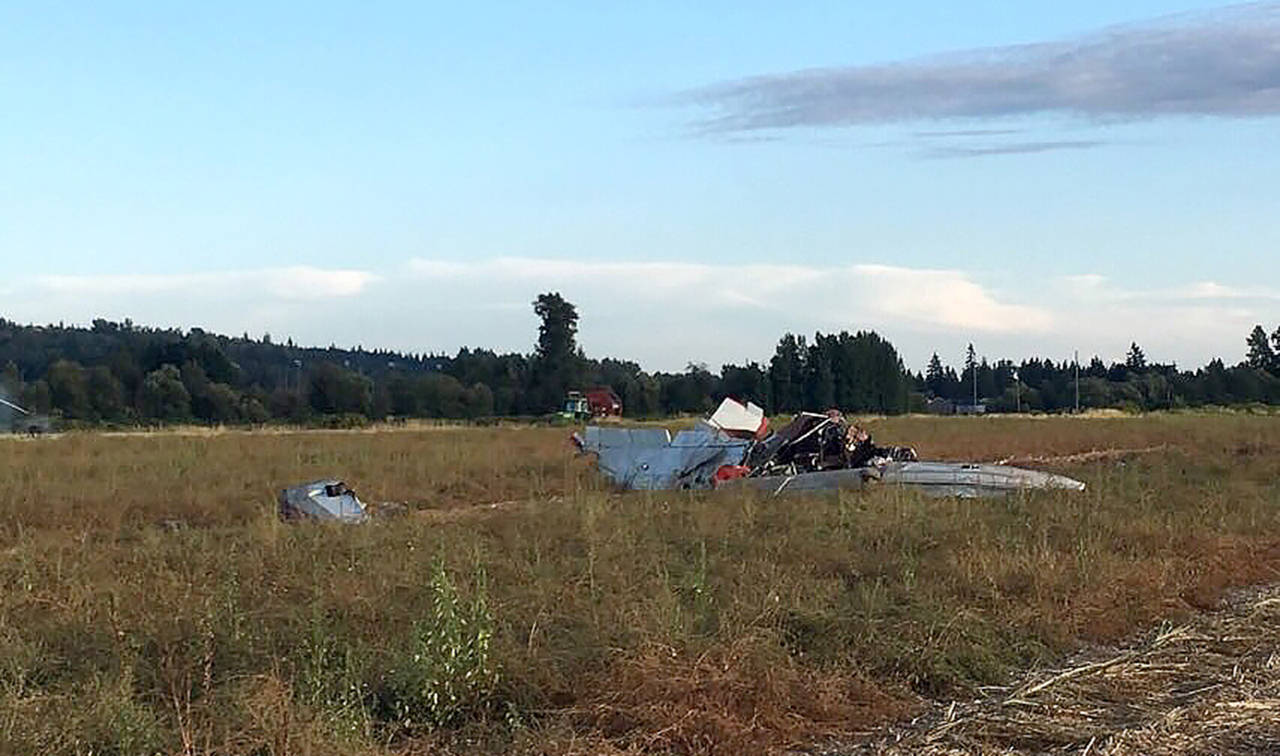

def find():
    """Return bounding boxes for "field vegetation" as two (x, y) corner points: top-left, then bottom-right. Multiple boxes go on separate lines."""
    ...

(1, 413), (1277, 754)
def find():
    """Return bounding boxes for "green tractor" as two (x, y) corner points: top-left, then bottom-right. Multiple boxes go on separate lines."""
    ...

(559, 391), (591, 421)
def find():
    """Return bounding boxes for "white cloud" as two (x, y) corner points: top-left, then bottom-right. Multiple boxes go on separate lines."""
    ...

(405, 256), (1044, 333)
(1183, 281), (1243, 300)
(5, 259), (1276, 371)
(851, 264), (1051, 332)
(266, 267), (379, 299)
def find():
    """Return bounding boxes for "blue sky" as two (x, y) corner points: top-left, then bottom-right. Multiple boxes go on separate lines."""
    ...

(2, 1), (1278, 371)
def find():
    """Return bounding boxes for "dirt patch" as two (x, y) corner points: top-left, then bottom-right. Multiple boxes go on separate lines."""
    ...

(991, 444), (1169, 466)
(837, 583), (1280, 755)
(410, 496), (542, 523)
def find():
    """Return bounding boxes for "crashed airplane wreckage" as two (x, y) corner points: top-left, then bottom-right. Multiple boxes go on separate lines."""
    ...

(278, 479), (370, 523)
(572, 399), (1085, 498)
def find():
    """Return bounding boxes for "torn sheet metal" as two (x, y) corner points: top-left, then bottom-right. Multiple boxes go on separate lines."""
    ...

(278, 479), (369, 523)
(706, 398), (768, 438)
(573, 425), (751, 490)
(745, 410), (917, 474)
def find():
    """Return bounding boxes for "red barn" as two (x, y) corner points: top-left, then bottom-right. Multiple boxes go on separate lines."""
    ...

(584, 387), (623, 417)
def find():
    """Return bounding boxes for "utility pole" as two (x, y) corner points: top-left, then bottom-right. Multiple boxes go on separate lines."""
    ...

(1074, 350), (1080, 414)
(1013, 368), (1021, 413)
(961, 343), (979, 412)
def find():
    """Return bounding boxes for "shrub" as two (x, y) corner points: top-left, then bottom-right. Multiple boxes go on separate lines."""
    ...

(379, 559), (499, 730)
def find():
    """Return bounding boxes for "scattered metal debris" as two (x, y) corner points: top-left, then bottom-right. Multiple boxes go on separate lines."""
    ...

(159, 518), (186, 533)
(278, 479), (369, 523)
(573, 398), (1086, 497)
(374, 500), (410, 518)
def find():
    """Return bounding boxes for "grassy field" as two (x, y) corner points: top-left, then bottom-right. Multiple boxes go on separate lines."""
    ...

(1, 414), (1277, 754)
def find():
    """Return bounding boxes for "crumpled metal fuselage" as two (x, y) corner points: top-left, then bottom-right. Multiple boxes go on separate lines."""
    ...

(573, 404), (1086, 497)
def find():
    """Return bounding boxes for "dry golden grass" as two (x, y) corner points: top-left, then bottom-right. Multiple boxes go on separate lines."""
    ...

(0, 414), (1277, 754)
(848, 582), (1280, 754)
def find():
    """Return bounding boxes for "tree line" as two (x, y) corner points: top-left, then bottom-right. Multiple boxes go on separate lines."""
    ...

(920, 331), (1280, 412)
(1, 300), (1278, 427)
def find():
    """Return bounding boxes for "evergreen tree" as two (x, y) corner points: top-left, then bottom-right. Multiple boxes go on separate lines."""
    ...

(804, 337), (836, 409)
(768, 334), (807, 412)
(721, 362), (771, 412)
(925, 352), (946, 396)
(1125, 342), (1147, 373)
(977, 358), (997, 400)
(1247, 325), (1277, 373)
(529, 292), (583, 412)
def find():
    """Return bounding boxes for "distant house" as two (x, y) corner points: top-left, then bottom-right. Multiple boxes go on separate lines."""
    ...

(924, 397), (986, 415)
(925, 397), (955, 415)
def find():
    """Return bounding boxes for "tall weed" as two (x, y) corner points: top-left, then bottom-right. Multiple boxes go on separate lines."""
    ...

(379, 558), (499, 730)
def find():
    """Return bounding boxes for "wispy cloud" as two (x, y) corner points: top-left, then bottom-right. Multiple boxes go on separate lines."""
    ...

(1064, 274), (1280, 303)
(912, 129), (1024, 138)
(683, 3), (1280, 133)
(920, 139), (1107, 159)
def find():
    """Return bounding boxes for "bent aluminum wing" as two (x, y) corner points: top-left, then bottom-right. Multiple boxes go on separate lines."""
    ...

(718, 462), (1084, 498)
(879, 461), (1086, 497)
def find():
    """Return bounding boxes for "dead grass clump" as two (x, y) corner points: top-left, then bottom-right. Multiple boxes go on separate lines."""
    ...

(576, 639), (910, 755)
(848, 583), (1280, 755)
